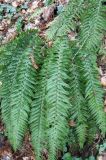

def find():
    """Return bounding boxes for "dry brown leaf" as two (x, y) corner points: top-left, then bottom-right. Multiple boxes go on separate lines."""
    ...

(17, 0), (25, 3)
(97, 156), (103, 160)
(48, 40), (53, 47)
(97, 154), (106, 160)
(99, 67), (103, 76)
(31, 1), (39, 10)
(0, 25), (4, 31)
(42, 5), (55, 22)
(31, 156), (35, 160)
(101, 76), (106, 87)
(58, 0), (69, 5)
(23, 157), (29, 160)
(69, 120), (76, 127)
(104, 106), (106, 112)
(68, 31), (77, 41)
(2, 28), (17, 44)
(0, 20), (8, 32)
(104, 98), (106, 105)
(21, 9), (26, 14)
(29, 54), (39, 69)
(27, 8), (34, 13)
(0, 147), (12, 160)
(12, 1), (19, 7)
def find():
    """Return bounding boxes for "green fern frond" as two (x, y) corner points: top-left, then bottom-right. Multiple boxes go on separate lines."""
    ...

(69, 60), (87, 148)
(30, 52), (52, 160)
(79, 0), (105, 52)
(80, 51), (106, 133)
(46, 0), (84, 39)
(46, 37), (71, 160)
(9, 51), (36, 149)
(1, 30), (44, 150)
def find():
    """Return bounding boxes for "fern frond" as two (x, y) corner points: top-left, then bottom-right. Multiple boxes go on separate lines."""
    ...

(46, 37), (71, 160)
(80, 51), (106, 133)
(30, 53), (52, 160)
(9, 51), (36, 149)
(1, 30), (44, 150)
(46, 0), (84, 39)
(79, 0), (105, 52)
(69, 60), (87, 148)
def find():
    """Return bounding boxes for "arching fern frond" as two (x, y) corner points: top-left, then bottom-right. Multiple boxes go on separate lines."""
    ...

(8, 51), (36, 149)
(30, 52), (52, 160)
(78, 0), (106, 52)
(80, 51), (106, 133)
(73, 0), (106, 133)
(46, 37), (71, 160)
(69, 60), (88, 148)
(0, 30), (44, 150)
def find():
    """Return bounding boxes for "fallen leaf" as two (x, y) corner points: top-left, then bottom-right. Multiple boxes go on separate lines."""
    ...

(29, 54), (39, 69)
(97, 156), (103, 160)
(104, 106), (106, 112)
(58, 0), (69, 5)
(48, 40), (53, 47)
(101, 76), (106, 87)
(27, 8), (34, 13)
(42, 5), (55, 22)
(68, 31), (77, 41)
(17, 0), (25, 3)
(23, 157), (29, 160)
(69, 120), (76, 127)
(12, 1), (19, 8)
(31, 156), (35, 160)
(99, 67), (103, 76)
(0, 26), (4, 31)
(31, 1), (39, 10)
(104, 98), (106, 105)
(21, 9), (26, 14)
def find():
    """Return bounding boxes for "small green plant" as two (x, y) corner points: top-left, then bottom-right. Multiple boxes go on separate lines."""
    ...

(0, 0), (106, 160)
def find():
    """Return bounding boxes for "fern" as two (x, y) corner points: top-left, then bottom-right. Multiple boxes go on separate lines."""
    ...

(46, 37), (71, 160)
(8, 51), (36, 149)
(69, 59), (88, 148)
(0, 0), (106, 159)
(74, 0), (106, 132)
(30, 53), (52, 160)
(69, 0), (106, 143)
(80, 52), (106, 132)
(1, 30), (44, 150)
(79, 0), (105, 51)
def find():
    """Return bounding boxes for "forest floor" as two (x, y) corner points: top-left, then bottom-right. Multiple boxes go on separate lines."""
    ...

(0, 0), (106, 159)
